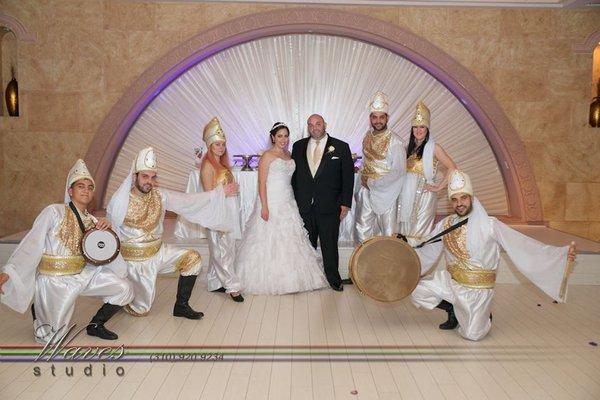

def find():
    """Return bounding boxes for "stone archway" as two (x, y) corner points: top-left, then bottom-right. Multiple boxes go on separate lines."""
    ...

(85, 7), (542, 223)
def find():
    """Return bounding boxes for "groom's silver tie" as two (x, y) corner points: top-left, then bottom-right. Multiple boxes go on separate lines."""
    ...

(310, 138), (322, 176)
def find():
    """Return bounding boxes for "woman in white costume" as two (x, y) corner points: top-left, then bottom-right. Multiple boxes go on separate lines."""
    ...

(200, 117), (245, 302)
(235, 122), (329, 295)
(398, 101), (457, 246)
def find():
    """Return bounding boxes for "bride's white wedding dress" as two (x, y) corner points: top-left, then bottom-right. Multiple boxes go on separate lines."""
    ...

(235, 158), (328, 294)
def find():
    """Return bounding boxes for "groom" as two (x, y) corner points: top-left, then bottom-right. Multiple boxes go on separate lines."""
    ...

(292, 114), (354, 291)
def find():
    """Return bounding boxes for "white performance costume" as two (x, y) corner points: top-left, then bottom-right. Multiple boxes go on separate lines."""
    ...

(107, 147), (236, 316)
(355, 92), (406, 244)
(201, 118), (243, 294)
(398, 102), (438, 246)
(0, 160), (133, 344)
(236, 158), (329, 294)
(411, 171), (573, 341)
(174, 168), (207, 240)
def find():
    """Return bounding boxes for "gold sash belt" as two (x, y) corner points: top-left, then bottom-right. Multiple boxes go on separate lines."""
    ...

(447, 262), (496, 289)
(121, 239), (162, 261)
(37, 254), (86, 276)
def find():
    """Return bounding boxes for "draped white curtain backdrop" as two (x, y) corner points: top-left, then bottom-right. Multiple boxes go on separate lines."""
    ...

(105, 34), (508, 215)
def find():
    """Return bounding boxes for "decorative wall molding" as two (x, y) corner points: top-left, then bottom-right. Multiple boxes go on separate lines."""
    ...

(0, 12), (37, 43)
(572, 30), (600, 54)
(160, 0), (593, 9)
(85, 7), (543, 223)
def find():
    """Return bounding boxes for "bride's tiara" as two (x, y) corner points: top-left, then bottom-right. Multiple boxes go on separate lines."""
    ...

(271, 122), (288, 131)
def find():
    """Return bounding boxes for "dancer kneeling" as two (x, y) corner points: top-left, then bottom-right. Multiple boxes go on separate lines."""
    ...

(106, 147), (239, 320)
(411, 170), (576, 341)
(0, 160), (133, 343)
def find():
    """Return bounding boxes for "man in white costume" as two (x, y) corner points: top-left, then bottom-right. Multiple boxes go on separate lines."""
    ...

(354, 91), (406, 245)
(411, 170), (576, 341)
(0, 160), (134, 343)
(106, 147), (239, 320)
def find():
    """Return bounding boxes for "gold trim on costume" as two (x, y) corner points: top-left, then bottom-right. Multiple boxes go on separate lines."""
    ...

(406, 154), (425, 175)
(215, 169), (234, 186)
(175, 250), (202, 273)
(121, 239), (162, 261)
(124, 304), (150, 317)
(57, 205), (94, 255)
(37, 254), (86, 275)
(361, 130), (391, 180)
(441, 216), (495, 288)
(558, 260), (575, 300)
(447, 262), (496, 289)
(124, 189), (163, 232)
(442, 216), (470, 261)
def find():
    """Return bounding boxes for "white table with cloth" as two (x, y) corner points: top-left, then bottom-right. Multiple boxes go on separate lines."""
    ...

(174, 168), (358, 243)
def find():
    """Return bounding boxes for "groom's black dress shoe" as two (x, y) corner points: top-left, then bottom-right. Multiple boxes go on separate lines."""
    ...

(330, 284), (343, 292)
(211, 287), (226, 293)
(341, 278), (353, 285)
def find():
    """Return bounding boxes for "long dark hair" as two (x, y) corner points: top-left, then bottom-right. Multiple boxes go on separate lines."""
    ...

(406, 127), (430, 159)
(269, 122), (289, 143)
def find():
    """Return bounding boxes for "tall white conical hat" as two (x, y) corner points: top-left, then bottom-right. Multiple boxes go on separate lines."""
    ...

(64, 159), (95, 203)
(368, 91), (389, 114)
(448, 170), (473, 199)
(135, 146), (158, 173)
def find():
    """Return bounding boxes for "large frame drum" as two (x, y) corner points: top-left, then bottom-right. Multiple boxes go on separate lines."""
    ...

(349, 236), (421, 302)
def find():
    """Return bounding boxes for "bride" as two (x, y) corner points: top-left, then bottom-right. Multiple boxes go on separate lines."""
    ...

(235, 122), (329, 294)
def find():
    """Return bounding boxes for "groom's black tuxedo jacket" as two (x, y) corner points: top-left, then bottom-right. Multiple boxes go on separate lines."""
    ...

(291, 135), (355, 215)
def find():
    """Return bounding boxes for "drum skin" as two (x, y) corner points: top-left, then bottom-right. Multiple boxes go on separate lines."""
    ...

(81, 228), (121, 266)
(349, 236), (421, 302)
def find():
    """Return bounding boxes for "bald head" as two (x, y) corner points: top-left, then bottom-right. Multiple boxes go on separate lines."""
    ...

(307, 114), (327, 140)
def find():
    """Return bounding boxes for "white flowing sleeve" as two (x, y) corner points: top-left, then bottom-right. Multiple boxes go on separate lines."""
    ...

(174, 170), (207, 240)
(367, 137), (406, 214)
(161, 187), (241, 239)
(1, 205), (56, 313)
(414, 220), (445, 276)
(492, 218), (571, 302)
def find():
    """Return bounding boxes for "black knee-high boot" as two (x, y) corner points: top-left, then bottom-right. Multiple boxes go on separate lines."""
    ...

(87, 303), (122, 340)
(436, 300), (458, 330)
(173, 275), (204, 320)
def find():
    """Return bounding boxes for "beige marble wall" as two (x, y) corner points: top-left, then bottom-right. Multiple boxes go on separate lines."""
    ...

(0, 1), (599, 241)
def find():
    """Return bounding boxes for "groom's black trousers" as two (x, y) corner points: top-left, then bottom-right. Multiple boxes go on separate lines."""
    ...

(300, 208), (342, 287)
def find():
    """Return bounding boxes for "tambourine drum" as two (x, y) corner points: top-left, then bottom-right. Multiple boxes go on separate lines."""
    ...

(81, 228), (121, 266)
(349, 236), (421, 302)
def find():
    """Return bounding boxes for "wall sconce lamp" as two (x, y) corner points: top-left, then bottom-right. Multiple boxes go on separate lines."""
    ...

(5, 66), (18, 117)
(591, 80), (600, 128)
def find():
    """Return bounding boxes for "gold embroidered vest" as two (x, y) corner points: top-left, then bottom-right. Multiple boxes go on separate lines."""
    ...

(39, 205), (94, 275)
(442, 217), (496, 289)
(361, 130), (391, 180)
(124, 189), (163, 233)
